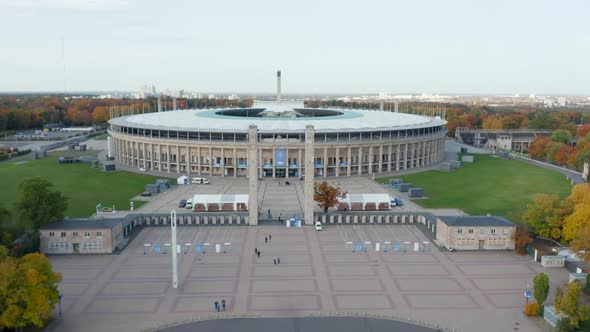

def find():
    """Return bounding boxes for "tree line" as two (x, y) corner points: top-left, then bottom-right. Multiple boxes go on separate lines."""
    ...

(0, 95), (254, 132)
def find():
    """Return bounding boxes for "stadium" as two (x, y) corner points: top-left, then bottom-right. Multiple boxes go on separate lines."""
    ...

(107, 73), (447, 178)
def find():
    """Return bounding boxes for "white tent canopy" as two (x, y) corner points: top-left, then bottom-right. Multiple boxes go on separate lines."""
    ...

(338, 193), (390, 210)
(191, 194), (249, 211)
(177, 175), (189, 185)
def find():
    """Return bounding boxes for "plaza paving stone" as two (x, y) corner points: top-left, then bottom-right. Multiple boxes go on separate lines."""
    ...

(48, 225), (568, 332)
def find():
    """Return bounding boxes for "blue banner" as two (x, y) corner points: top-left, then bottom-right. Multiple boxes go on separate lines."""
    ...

(275, 149), (286, 167)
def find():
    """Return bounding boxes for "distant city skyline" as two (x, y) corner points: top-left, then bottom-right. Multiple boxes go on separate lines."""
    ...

(1, 0), (589, 94)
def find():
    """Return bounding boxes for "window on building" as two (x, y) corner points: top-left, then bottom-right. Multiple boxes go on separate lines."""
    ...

(49, 232), (55, 237)
(468, 229), (473, 234)
(96, 231), (102, 237)
(491, 229), (496, 235)
(61, 232), (66, 237)
(457, 229), (463, 234)
(84, 232), (90, 238)
(503, 229), (509, 235)
(73, 232), (78, 237)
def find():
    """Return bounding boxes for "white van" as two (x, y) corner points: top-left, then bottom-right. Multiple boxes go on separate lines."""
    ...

(185, 199), (193, 209)
(191, 177), (210, 184)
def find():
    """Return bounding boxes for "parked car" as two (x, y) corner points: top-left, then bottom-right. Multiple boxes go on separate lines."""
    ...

(185, 199), (193, 209)
(178, 199), (187, 208)
(139, 167), (147, 172)
(390, 197), (403, 207)
(314, 221), (323, 231)
(191, 177), (210, 184)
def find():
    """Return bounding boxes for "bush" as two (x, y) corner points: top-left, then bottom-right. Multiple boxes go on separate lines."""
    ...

(525, 302), (542, 316)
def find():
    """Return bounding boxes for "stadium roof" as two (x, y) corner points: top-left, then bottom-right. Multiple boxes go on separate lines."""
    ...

(110, 107), (446, 133)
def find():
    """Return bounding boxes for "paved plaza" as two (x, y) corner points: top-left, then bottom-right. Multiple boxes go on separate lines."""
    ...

(134, 175), (426, 218)
(48, 224), (567, 332)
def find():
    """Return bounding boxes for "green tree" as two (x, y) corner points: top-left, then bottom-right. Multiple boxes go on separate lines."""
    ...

(555, 281), (590, 330)
(0, 246), (63, 330)
(0, 205), (13, 246)
(522, 194), (572, 241)
(313, 181), (347, 213)
(533, 273), (550, 304)
(552, 129), (573, 145)
(14, 177), (68, 230)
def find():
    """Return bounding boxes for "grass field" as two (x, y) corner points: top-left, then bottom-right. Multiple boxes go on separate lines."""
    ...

(0, 155), (159, 218)
(376, 154), (573, 223)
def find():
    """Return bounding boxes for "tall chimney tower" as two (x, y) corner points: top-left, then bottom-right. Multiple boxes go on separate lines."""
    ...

(277, 70), (282, 102)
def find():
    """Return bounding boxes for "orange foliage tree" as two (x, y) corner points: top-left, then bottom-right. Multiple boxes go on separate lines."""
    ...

(528, 136), (551, 159)
(313, 181), (347, 213)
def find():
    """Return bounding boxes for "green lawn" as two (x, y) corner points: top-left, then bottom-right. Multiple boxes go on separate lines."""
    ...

(376, 155), (573, 223)
(0, 155), (159, 218)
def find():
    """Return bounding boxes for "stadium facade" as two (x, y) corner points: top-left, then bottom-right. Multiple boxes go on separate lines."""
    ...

(108, 73), (447, 178)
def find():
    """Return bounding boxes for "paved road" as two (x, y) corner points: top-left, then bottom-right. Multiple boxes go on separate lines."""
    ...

(157, 317), (440, 332)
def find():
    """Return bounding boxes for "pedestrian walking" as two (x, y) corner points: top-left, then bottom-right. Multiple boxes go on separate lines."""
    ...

(269, 234), (272, 241)
(273, 257), (277, 265)
(222, 299), (226, 311)
(255, 248), (258, 254)
(265, 237), (267, 244)
(278, 257), (281, 264)
(215, 301), (219, 312)
(257, 251), (261, 258)
(268, 209), (270, 214)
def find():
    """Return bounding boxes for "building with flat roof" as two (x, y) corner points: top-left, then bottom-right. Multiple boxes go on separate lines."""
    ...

(39, 219), (124, 254)
(436, 216), (516, 250)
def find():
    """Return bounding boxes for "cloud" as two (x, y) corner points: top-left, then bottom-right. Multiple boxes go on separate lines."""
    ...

(4, 0), (128, 11)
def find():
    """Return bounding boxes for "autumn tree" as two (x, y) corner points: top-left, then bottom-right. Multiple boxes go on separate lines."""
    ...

(513, 226), (533, 255)
(15, 178), (68, 231)
(313, 181), (346, 213)
(0, 246), (63, 330)
(555, 281), (590, 331)
(577, 124), (590, 138)
(528, 136), (551, 160)
(562, 184), (590, 242)
(533, 273), (550, 305)
(555, 145), (576, 166)
(522, 194), (572, 241)
(570, 226), (590, 267)
(552, 129), (573, 145)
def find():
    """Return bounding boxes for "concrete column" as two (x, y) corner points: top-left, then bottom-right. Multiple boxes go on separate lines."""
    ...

(368, 145), (373, 174)
(176, 145), (180, 173)
(142, 142), (146, 168)
(347, 146), (352, 176)
(298, 149), (302, 178)
(378, 145), (383, 173)
(388, 144), (393, 172)
(286, 148), (290, 179)
(187, 145), (191, 174)
(158, 144), (162, 172)
(259, 148), (263, 178)
(304, 125), (315, 225)
(403, 143), (408, 170)
(233, 148), (237, 177)
(335, 148), (340, 177)
(248, 125), (259, 225)
(150, 143), (154, 171)
(422, 140), (427, 166)
(197, 146), (202, 175)
(167, 144), (171, 172)
(272, 149), (276, 178)
(323, 147), (328, 177)
(208, 146), (212, 176)
(221, 148), (225, 177)
(396, 144), (401, 171)
(358, 146), (363, 175)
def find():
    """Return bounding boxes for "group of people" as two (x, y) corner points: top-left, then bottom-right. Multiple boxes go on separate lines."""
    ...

(255, 234), (282, 265)
(214, 299), (226, 312)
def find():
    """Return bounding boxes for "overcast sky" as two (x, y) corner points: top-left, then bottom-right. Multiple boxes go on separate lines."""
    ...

(1, 0), (589, 95)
